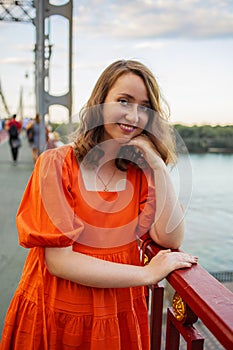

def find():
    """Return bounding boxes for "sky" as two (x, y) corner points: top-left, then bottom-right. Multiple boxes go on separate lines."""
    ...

(0, 0), (233, 126)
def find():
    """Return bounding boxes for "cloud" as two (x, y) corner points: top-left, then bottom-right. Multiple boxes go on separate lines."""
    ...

(76, 62), (107, 69)
(0, 57), (33, 66)
(13, 44), (34, 52)
(74, 0), (233, 39)
(132, 41), (166, 50)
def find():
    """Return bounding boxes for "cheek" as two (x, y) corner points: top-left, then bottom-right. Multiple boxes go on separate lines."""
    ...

(138, 114), (149, 130)
(103, 123), (112, 135)
(103, 103), (120, 125)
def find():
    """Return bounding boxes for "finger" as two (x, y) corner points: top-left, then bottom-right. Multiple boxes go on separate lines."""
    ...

(173, 253), (198, 267)
(183, 262), (193, 268)
(161, 249), (171, 254)
(187, 254), (198, 263)
(181, 253), (198, 261)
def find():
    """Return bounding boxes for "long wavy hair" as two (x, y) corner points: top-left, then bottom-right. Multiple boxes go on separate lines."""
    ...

(73, 60), (177, 169)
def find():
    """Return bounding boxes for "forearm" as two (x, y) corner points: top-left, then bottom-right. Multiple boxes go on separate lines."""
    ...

(45, 247), (148, 288)
(150, 166), (184, 249)
(45, 246), (198, 288)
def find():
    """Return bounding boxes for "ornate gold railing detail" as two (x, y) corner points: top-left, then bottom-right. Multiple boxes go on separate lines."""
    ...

(172, 292), (186, 322)
(144, 253), (149, 265)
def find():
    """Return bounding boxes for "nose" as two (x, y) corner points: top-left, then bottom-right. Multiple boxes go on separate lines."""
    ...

(125, 104), (139, 124)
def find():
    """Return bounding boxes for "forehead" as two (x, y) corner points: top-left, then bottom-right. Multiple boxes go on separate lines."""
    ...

(109, 73), (148, 97)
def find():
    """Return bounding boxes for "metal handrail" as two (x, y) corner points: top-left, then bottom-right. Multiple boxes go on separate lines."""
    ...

(144, 240), (233, 349)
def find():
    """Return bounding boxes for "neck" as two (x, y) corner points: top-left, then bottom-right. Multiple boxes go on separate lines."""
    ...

(98, 139), (121, 167)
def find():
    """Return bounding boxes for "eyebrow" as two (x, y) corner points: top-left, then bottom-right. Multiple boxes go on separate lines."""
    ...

(117, 93), (150, 106)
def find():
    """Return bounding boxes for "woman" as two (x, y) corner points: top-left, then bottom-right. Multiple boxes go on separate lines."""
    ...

(0, 60), (197, 350)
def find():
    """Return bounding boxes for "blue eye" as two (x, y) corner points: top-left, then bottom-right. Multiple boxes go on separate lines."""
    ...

(119, 99), (129, 106)
(138, 105), (149, 113)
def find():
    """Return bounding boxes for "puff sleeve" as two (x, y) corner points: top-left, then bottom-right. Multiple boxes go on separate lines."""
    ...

(16, 146), (84, 248)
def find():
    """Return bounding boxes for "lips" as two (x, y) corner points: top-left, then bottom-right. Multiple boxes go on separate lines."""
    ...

(118, 123), (136, 133)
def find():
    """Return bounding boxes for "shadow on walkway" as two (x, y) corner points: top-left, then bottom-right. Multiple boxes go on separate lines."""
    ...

(0, 134), (34, 336)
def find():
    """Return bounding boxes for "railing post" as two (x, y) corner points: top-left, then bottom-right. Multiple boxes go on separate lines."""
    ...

(149, 284), (164, 350)
(165, 307), (204, 350)
(165, 308), (180, 350)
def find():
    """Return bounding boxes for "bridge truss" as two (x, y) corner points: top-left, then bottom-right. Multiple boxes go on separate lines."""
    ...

(0, 0), (73, 150)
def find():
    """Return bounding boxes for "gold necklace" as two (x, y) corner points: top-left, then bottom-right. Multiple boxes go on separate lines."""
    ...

(96, 168), (117, 192)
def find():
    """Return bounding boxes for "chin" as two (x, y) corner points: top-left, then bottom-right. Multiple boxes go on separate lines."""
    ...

(114, 136), (132, 145)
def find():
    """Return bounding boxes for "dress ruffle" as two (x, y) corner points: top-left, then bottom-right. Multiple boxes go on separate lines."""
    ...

(1, 243), (149, 350)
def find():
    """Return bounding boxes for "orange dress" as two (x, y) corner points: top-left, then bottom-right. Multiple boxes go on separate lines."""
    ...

(0, 145), (155, 350)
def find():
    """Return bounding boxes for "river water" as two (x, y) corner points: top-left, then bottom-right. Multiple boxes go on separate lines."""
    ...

(170, 153), (233, 272)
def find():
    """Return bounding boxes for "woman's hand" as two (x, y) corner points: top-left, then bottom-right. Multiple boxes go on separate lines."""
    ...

(143, 250), (198, 285)
(128, 133), (165, 170)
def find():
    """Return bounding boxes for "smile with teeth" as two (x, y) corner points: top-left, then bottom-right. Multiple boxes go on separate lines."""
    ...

(118, 123), (136, 133)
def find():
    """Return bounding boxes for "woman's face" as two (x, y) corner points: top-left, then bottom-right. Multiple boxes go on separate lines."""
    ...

(102, 73), (151, 144)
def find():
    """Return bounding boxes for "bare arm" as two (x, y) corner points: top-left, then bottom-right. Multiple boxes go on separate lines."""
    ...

(149, 165), (184, 249)
(45, 246), (197, 288)
(129, 135), (184, 249)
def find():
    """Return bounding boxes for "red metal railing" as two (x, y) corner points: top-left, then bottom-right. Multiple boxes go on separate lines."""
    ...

(141, 239), (233, 350)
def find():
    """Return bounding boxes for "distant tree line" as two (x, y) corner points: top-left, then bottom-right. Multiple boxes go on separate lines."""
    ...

(50, 122), (233, 154)
(173, 124), (233, 153)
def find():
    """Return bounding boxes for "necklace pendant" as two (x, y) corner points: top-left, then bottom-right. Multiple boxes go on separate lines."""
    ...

(96, 167), (117, 193)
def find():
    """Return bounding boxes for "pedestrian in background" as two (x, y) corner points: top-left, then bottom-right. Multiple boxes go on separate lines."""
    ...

(7, 114), (22, 165)
(26, 113), (41, 163)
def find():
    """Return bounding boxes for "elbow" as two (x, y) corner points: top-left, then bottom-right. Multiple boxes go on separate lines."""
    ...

(149, 221), (184, 250)
(44, 248), (59, 276)
(45, 261), (57, 277)
(44, 246), (72, 277)
(169, 221), (185, 249)
(167, 239), (183, 250)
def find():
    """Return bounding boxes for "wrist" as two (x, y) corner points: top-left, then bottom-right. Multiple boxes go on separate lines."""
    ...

(151, 160), (167, 172)
(140, 265), (157, 286)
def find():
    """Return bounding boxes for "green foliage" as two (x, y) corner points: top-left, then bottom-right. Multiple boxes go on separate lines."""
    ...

(49, 122), (233, 153)
(49, 122), (79, 143)
(174, 124), (233, 153)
